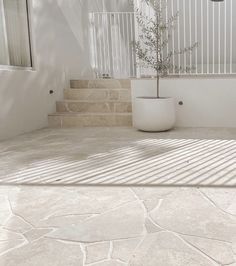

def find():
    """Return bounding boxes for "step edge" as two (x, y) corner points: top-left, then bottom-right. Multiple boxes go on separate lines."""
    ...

(49, 112), (132, 116)
(65, 88), (131, 90)
(57, 100), (132, 103)
(68, 87), (131, 90)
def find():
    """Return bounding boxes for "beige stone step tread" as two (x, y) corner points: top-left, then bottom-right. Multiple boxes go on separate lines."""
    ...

(64, 87), (131, 91)
(49, 112), (132, 116)
(71, 78), (130, 80)
(65, 88), (130, 90)
(57, 100), (131, 103)
(70, 79), (131, 89)
(48, 112), (132, 127)
(64, 88), (131, 102)
(70, 79), (130, 83)
(56, 101), (132, 113)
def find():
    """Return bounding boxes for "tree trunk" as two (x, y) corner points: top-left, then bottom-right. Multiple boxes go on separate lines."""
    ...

(155, 2), (160, 99)
(156, 76), (160, 98)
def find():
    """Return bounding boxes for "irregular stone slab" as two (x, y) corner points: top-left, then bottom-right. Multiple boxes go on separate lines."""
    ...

(183, 235), (235, 265)
(132, 187), (177, 201)
(112, 238), (141, 262)
(0, 238), (83, 266)
(8, 187), (135, 227)
(85, 242), (110, 264)
(48, 201), (145, 243)
(130, 232), (216, 266)
(143, 197), (162, 212)
(89, 260), (124, 266)
(200, 188), (236, 215)
(151, 189), (236, 242)
(39, 214), (91, 228)
(232, 241), (236, 254)
(0, 239), (25, 255)
(23, 228), (53, 242)
(4, 215), (32, 234)
(145, 218), (162, 234)
(0, 228), (23, 241)
(0, 195), (11, 225)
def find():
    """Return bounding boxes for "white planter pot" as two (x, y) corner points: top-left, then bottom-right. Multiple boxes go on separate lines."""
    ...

(133, 97), (176, 132)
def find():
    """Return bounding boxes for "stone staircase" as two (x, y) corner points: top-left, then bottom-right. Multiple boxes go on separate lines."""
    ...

(48, 79), (133, 128)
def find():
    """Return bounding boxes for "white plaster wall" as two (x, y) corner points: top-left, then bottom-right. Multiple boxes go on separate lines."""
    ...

(132, 78), (236, 128)
(0, 0), (83, 140)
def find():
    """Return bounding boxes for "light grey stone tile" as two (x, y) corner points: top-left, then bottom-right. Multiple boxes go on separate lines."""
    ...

(89, 260), (124, 266)
(0, 195), (11, 225)
(48, 201), (145, 243)
(112, 238), (141, 262)
(143, 197), (162, 212)
(4, 215), (32, 234)
(0, 239), (25, 256)
(0, 238), (83, 266)
(132, 187), (177, 201)
(40, 214), (91, 228)
(23, 228), (53, 242)
(150, 189), (236, 242)
(200, 188), (236, 215)
(145, 218), (162, 234)
(233, 241), (236, 254)
(8, 187), (135, 228)
(183, 235), (235, 265)
(0, 228), (23, 241)
(129, 232), (216, 266)
(85, 242), (110, 264)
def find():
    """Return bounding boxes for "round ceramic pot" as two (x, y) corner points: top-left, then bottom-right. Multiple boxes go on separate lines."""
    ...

(133, 97), (176, 132)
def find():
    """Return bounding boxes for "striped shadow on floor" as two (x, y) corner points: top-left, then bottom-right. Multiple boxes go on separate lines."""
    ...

(1, 138), (236, 187)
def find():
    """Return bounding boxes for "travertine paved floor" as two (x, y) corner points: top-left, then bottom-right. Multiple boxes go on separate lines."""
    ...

(0, 127), (236, 265)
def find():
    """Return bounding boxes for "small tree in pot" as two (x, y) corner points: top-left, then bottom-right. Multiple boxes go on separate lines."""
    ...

(132, 0), (198, 131)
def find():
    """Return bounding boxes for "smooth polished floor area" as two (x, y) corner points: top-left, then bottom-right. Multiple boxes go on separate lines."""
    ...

(0, 127), (236, 265)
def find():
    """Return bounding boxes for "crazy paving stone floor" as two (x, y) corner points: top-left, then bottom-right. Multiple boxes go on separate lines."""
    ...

(0, 127), (236, 265)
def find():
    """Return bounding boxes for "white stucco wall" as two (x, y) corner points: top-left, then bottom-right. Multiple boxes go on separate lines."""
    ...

(132, 78), (236, 128)
(0, 0), (83, 140)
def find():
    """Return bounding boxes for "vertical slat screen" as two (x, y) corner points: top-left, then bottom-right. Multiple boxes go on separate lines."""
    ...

(90, 12), (136, 79)
(90, 0), (236, 78)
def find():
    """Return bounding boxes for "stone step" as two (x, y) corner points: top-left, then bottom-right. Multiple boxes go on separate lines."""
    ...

(70, 79), (131, 89)
(56, 101), (132, 113)
(48, 113), (132, 128)
(64, 88), (131, 102)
